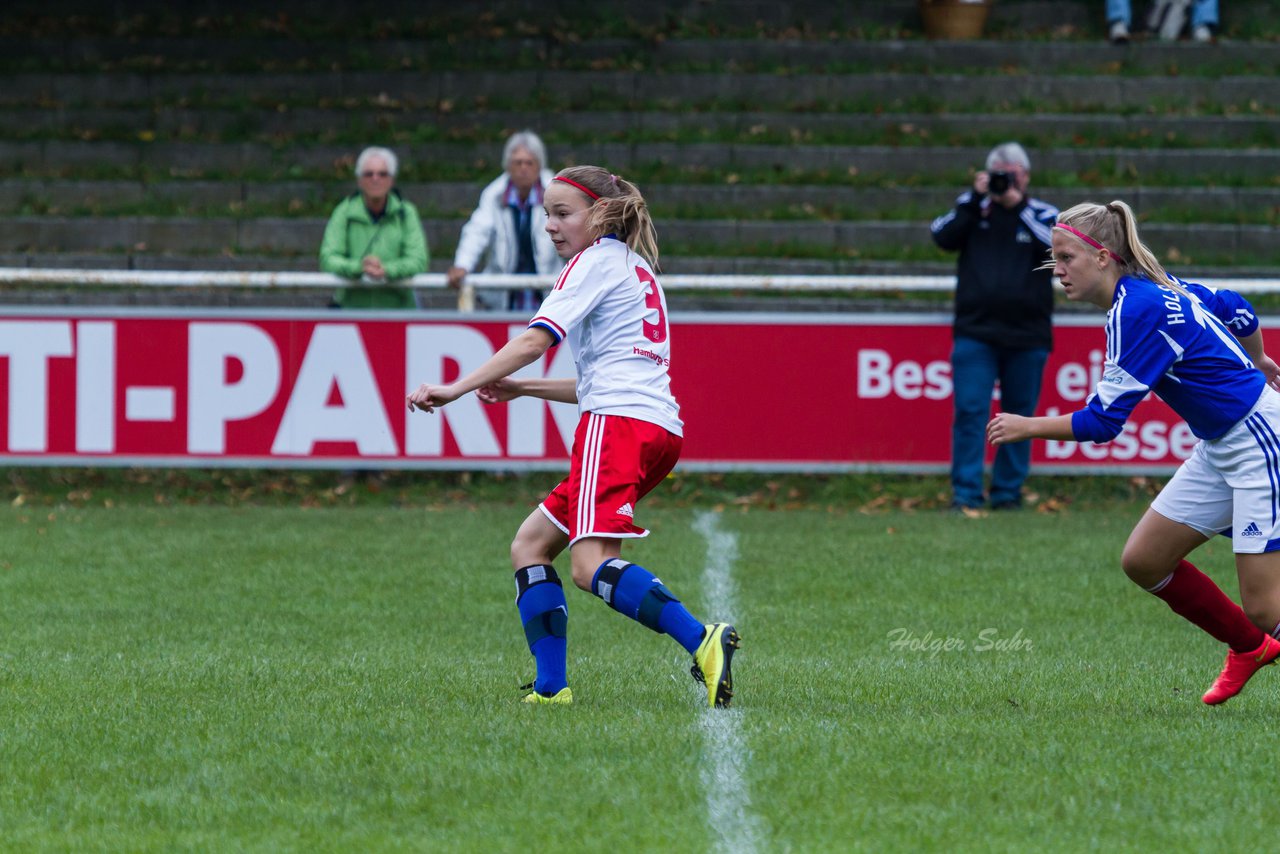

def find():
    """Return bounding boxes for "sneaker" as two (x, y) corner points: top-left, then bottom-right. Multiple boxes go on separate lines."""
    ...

(1192, 24), (1213, 43)
(1202, 635), (1280, 705)
(691, 623), (740, 708)
(1109, 20), (1130, 44)
(520, 683), (573, 705)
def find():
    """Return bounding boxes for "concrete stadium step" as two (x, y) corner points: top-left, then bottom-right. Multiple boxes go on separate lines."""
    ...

(0, 0), (1088, 40)
(5, 107), (1279, 152)
(0, 251), (316, 272)
(5, 0), (1277, 39)
(6, 140), (1280, 185)
(6, 69), (1278, 113)
(5, 179), (1279, 226)
(653, 39), (1280, 72)
(3, 215), (1276, 267)
(5, 34), (1280, 75)
(0, 251), (948, 278)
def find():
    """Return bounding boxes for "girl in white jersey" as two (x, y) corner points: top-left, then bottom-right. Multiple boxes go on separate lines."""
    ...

(407, 166), (739, 708)
(988, 200), (1280, 706)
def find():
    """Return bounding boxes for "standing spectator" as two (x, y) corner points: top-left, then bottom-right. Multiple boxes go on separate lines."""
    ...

(320, 146), (428, 309)
(1106, 0), (1219, 44)
(447, 130), (563, 311)
(930, 142), (1059, 512)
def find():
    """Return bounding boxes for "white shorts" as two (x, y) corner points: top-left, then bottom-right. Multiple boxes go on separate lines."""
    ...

(1151, 390), (1280, 554)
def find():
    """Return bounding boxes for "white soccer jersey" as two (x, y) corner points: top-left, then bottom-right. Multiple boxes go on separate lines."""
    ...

(528, 236), (683, 436)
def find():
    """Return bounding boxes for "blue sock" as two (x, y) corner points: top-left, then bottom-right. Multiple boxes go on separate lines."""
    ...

(591, 558), (706, 655)
(515, 564), (568, 695)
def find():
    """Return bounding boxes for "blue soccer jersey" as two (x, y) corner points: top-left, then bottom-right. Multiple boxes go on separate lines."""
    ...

(1072, 275), (1264, 443)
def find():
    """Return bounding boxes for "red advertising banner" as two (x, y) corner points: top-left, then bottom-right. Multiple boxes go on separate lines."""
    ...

(0, 308), (1228, 472)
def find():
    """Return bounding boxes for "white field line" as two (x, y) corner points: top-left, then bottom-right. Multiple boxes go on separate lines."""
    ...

(693, 511), (765, 853)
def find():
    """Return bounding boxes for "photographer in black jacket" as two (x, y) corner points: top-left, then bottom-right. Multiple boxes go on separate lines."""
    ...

(930, 142), (1059, 512)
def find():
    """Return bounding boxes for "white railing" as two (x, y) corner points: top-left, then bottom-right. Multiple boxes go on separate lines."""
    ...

(0, 269), (953, 291)
(4, 269), (1280, 307)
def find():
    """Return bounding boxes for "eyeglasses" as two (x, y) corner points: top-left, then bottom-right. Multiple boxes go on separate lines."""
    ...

(360, 170), (390, 178)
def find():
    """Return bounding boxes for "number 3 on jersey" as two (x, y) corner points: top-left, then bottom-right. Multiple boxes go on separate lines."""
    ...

(637, 266), (668, 343)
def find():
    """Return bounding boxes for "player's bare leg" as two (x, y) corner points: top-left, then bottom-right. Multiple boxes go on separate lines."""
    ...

(1120, 507), (1206, 588)
(511, 509), (568, 571)
(1124, 508), (1277, 704)
(568, 537), (619, 591)
(1234, 552), (1280, 632)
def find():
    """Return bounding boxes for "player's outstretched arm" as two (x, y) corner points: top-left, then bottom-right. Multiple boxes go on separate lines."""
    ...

(408, 328), (555, 413)
(476, 377), (578, 405)
(987, 412), (1076, 445)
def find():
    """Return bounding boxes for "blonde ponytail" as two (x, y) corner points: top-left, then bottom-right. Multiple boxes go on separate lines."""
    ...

(1056, 200), (1175, 288)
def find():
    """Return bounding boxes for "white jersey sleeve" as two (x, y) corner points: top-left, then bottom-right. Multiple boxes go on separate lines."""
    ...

(528, 245), (613, 345)
(528, 238), (682, 436)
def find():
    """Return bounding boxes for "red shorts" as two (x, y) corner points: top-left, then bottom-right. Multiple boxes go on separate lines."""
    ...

(539, 413), (682, 545)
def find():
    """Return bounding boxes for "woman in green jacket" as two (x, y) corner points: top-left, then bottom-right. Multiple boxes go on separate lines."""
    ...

(320, 146), (429, 309)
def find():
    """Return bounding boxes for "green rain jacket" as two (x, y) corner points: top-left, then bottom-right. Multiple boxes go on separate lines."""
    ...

(319, 190), (429, 308)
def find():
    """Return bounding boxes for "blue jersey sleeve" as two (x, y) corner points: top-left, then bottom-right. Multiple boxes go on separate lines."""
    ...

(1070, 291), (1172, 443)
(1181, 279), (1259, 338)
(1071, 277), (1265, 443)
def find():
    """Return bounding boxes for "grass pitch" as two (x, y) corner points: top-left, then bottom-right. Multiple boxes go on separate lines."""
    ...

(1, 480), (1275, 851)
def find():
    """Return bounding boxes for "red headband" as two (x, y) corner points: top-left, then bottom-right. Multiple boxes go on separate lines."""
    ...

(1054, 223), (1105, 251)
(553, 176), (600, 200)
(1055, 223), (1126, 265)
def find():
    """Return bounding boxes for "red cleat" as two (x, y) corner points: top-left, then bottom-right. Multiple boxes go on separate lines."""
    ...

(1202, 635), (1280, 705)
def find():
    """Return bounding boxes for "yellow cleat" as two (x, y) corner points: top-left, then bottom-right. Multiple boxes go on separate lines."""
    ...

(520, 685), (573, 705)
(691, 623), (740, 708)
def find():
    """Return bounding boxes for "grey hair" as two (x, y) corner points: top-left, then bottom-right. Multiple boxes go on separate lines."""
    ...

(354, 146), (398, 178)
(986, 141), (1031, 172)
(503, 130), (548, 171)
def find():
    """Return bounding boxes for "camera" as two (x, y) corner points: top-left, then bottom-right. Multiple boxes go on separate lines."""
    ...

(988, 170), (1013, 195)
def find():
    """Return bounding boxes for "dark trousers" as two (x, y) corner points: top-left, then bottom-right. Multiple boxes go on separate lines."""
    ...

(950, 335), (1049, 507)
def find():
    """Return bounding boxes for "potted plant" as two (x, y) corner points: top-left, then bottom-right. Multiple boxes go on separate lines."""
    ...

(920, 0), (993, 40)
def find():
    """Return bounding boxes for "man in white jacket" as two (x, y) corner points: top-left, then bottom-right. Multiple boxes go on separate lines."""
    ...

(447, 130), (563, 311)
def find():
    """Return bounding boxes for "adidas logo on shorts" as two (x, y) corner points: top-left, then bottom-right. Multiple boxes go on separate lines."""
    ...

(1241, 522), (1264, 538)
(616, 502), (634, 518)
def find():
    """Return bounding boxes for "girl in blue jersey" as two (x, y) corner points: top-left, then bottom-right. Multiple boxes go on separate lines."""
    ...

(987, 200), (1280, 706)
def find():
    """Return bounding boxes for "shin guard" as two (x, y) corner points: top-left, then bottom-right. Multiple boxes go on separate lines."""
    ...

(591, 558), (706, 653)
(515, 564), (568, 694)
